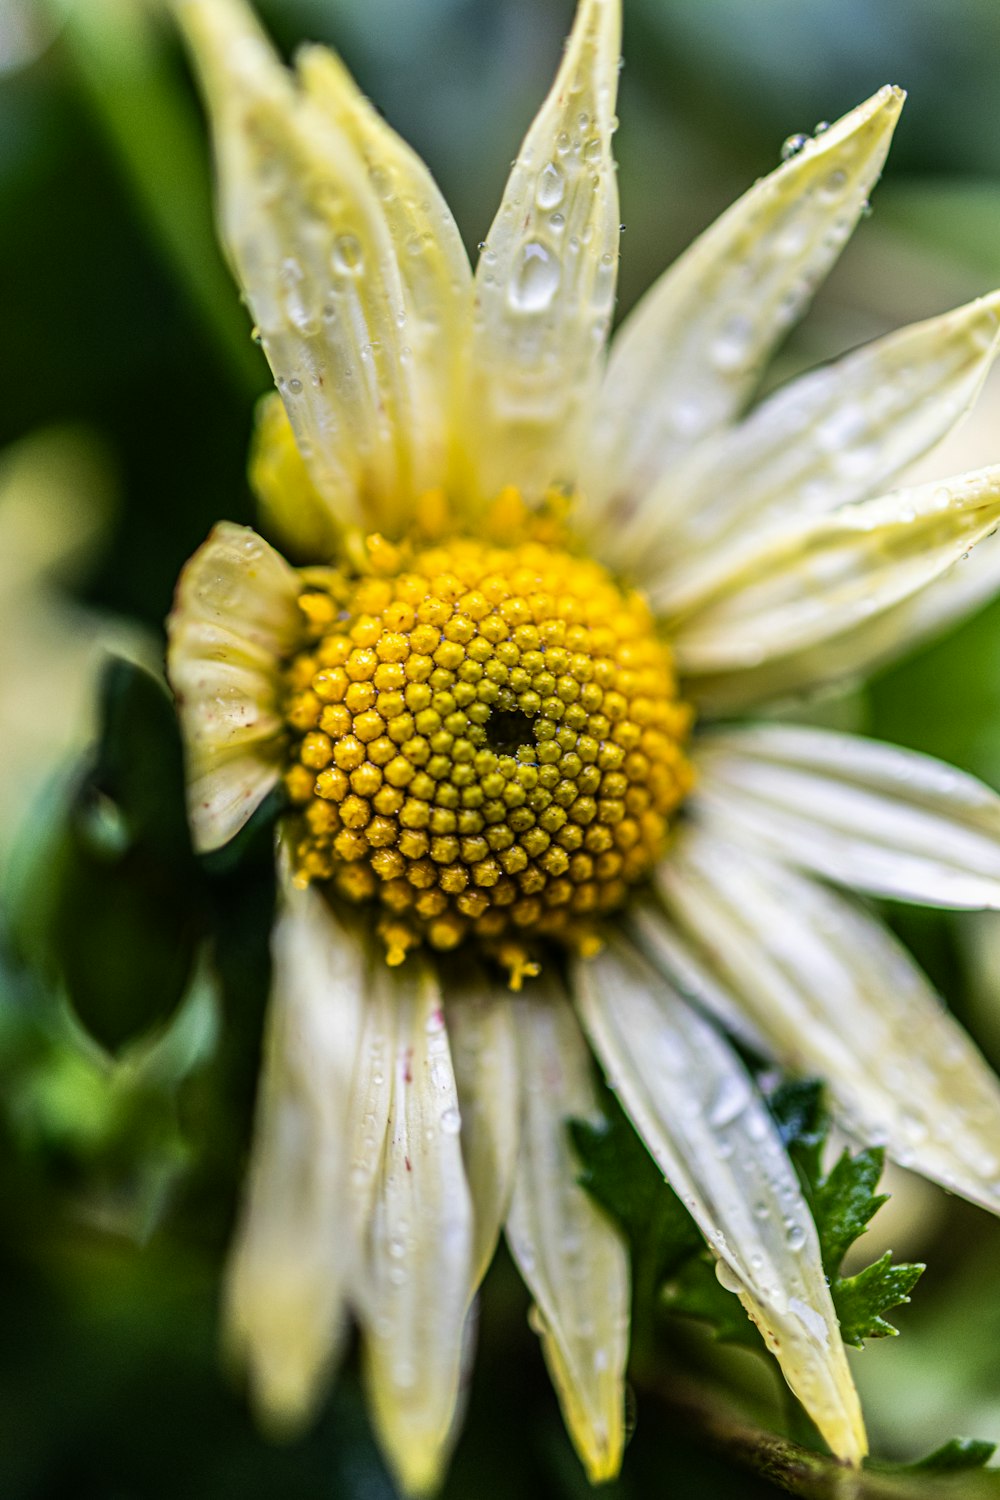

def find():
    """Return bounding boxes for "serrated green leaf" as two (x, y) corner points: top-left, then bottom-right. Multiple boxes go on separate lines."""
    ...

(811, 1144), (888, 1275)
(835, 1251), (924, 1348)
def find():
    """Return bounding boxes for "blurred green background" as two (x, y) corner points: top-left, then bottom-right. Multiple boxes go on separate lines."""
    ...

(3, 0), (1000, 1496)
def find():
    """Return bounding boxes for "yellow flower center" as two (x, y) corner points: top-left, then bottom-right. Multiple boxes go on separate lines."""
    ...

(281, 524), (694, 985)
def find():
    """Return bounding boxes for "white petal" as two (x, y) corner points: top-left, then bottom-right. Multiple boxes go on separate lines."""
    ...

(298, 44), (473, 504)
(466, 0), (622, 504)
(504, 975), (629, 1484)
(223, 879), (366, 1429)
(351, 957), (474, 1497)
(694, 722), (1000, 908)
(586, 86), (904, 549)
(626, 891), (771, 1055)
(178, 0), (460, 536)
(445, 968), (520, 1296)
(573, 935), (866, 1466)
(780, 525), (1000, 697)
(667, 466), (1000, 712)
(632, 291), (1000, 587)
(656, 826), (1000, 1217)
(166, 521), (301, 850)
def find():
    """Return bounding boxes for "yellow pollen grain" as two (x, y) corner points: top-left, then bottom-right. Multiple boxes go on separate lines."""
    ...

(281, 526), (695, 981)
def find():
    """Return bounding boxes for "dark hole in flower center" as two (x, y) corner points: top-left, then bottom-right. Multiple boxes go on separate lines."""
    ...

(485, 707), (536, 756)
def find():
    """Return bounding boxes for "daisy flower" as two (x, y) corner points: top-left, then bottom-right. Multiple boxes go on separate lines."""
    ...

(167, 0), (1000, 1490)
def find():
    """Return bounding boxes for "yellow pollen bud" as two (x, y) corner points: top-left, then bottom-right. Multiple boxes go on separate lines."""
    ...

(280, 526), (695, 978)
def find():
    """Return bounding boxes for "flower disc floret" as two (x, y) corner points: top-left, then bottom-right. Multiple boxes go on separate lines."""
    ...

(281, 534), (694, 979)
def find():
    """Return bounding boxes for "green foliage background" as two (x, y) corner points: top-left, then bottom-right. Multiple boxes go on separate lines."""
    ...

(3, 1), (1000, 1495)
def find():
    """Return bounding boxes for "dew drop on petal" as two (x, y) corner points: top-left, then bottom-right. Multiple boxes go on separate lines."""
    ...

(509, 242), (561, 313)
(331, 234), (364, 274)
(536, 161), (565, 210)
(715, 1258), (744, 1294)
(780, 132), (809, 162)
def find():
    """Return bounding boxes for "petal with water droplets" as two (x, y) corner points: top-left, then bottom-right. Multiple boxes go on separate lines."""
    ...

(166, 520), (301, 851)
(504, 974), (629, 1484)
(666, 466), (1000, 713)
(351, 958), (474, 1498)
(633, 290), (1000, 588)
(585, 86), (903, 553)
(573, 934), (866, 1467)
(655, 825), (1000, 1218)
(693, 722), (1000, 909)
(224, 878), (366, 1430)
(298, 44), (473, 506)
(445, 967), (520, 1298)
(466, 0), (622, 505)
(178, 0), (454, 537)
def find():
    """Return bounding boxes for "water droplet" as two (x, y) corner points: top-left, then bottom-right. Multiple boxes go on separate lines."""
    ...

(710, 312), (756, 373)
(781, 133), (809, 162)
(582, 135), (602, 162)
(785, 1222), (807, 1252)
(287, 377), (303, 395)
(813, 120), (831, 135)
(440, 1105), (462, 1134)
(708, 1074), (750, 1129)
(508, 241), (560, 313)
(715, 1259), (743, 1294)
(331, 234), (363, 274)
(536, 161), (565, 210)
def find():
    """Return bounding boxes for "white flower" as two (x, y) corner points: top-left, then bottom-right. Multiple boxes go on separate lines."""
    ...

(167, 0), (1000, 1491)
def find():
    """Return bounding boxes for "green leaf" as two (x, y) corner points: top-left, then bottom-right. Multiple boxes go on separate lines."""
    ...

(20, 658), (210, 1052)
(905, 1438), (998, 1473)
(835, 1252), (924, 1349)
(811, 1145), (888, 1277)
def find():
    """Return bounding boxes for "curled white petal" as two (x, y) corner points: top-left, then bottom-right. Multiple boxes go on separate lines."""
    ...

(668, 466), (1000, 712)
(178, 0), (464, 536)
(166, 520), (300, 851)
(445, 966), (520, 1298)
